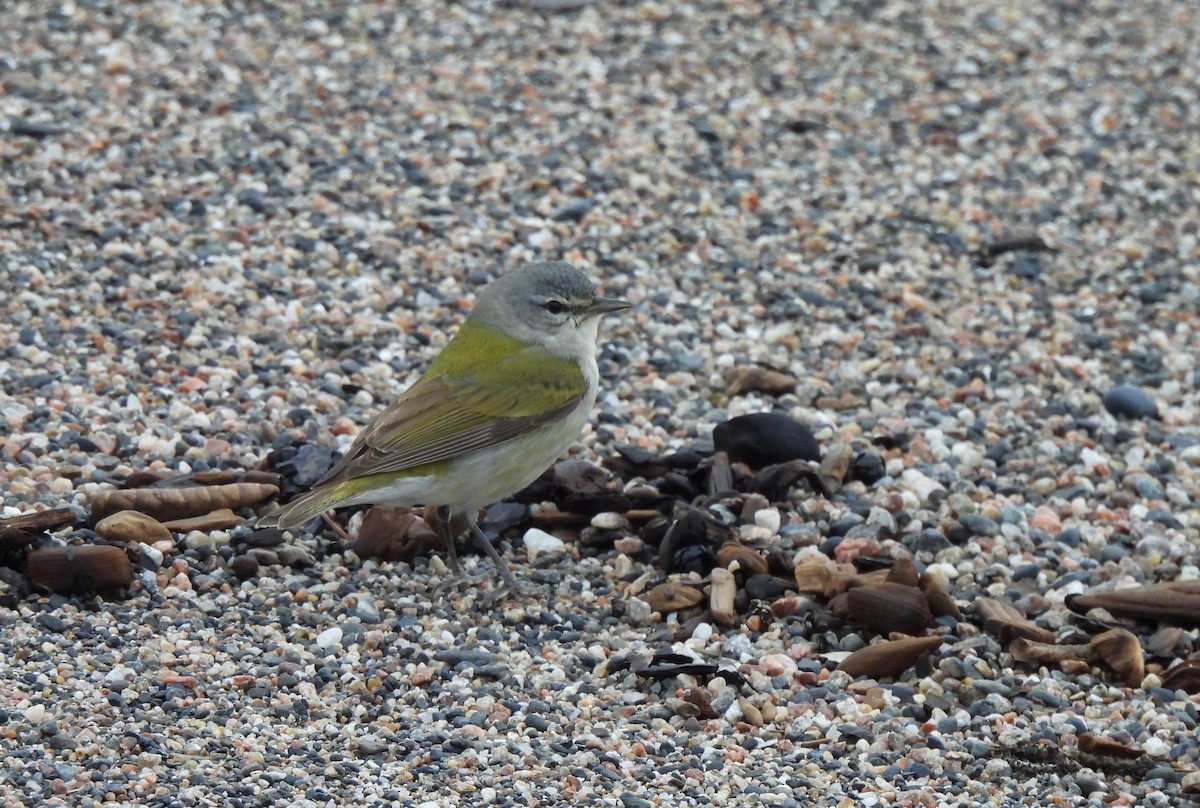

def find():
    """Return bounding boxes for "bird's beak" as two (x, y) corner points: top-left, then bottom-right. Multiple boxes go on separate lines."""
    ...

(587, 296), (631, 315)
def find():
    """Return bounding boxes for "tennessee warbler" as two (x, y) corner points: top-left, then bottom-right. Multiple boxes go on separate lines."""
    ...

(271, 261), (629, 589)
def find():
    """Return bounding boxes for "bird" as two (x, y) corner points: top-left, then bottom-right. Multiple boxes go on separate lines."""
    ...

(270, 261), (629, 590)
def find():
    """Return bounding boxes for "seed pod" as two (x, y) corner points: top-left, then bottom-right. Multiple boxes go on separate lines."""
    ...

(885, 556), (920, 588)
(92, 482), (279, 521)
(842, 582), (932, 636)
(837, 635), (944, 678)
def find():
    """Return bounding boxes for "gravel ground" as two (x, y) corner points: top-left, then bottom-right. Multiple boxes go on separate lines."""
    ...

(3, 0), (1200, 806)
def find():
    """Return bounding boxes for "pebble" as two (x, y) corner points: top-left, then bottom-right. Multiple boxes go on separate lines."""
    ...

(314, 627), (343, 650)
(523, 527), (567, 558)
(1, 0), (1198, 805)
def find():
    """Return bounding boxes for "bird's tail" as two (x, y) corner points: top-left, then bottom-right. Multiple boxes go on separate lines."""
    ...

(261, 485), (348, 530)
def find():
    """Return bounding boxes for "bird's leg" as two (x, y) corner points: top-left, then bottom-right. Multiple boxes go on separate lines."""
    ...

(468, 520), (526, 594)
(319, 511), (353, 543)
(435, 505), (460, 574)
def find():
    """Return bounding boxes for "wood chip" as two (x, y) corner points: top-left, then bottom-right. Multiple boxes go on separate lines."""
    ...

(793, 561), (839, 598)
(0, 508), (78, 551)
(27, 545), (132, 593)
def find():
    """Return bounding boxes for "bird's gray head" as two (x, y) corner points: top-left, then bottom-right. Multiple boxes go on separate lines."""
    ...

(470, 262), (628, 356)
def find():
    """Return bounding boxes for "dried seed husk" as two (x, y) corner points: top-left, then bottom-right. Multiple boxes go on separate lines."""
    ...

(715, 542), (769, 575)
(161, 509), (245, 532)
(817, 444), (853, 495)
(353, 506), (438, 562)
(885, 556), (919, 588)
(976, 597), (1052, 643)
(975, 596), (1026, 623)
(27, 544), (132, 593)
(724, 363), (798, 397)
(990, 619), (1057, 645)
(1161, 659), (1200, 694)
(923, 587), (964, 622)
(1091, 628), (1145, 687)
(842, 582), (932, 636)
(645, 581), (705, 613)
(836, 635), (944, 678)
(1010, 638), (1094, 665)
(1143, 626), (1184, 658)
(1066, 581), (1200, 626)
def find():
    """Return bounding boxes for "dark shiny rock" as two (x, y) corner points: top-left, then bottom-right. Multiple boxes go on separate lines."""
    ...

(713, 413), (820, 469)
(850, 451), (885, 484)
(1102, 385), (1158, 420)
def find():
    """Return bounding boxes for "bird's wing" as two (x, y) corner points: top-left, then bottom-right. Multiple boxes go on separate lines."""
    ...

(315, 343), (588, 485)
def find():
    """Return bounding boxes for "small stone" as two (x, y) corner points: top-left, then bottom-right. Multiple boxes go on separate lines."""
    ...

(523, 527), (566, 558)
(754, 508), (781, 534)
(1030, 505), (1062, 534)
(1102, 385), (1158, 419)
(759, 654), (798, 676)
(95, 510), (172, 544)
(899, 469), (946, 504)
(315, 626), (343, 650)
(624, 596), (653, 625)
(229, 555), (259, 579)
(183, 531), (216, 556)
(590, 512), (630, 531)
(613, 536), (645, 555)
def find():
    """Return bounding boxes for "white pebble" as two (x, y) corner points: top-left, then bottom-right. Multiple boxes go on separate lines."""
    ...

(523, 527), (566, 558)
(690, 622), (714, 644)
(753, 507), (781, 534)
(315, 627), (343, 649)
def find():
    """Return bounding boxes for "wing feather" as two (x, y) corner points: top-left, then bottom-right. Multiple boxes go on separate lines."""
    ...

(314, 339), (588, 486)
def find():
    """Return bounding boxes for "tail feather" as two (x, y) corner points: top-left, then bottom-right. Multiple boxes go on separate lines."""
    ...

(267, 485), (348, 530)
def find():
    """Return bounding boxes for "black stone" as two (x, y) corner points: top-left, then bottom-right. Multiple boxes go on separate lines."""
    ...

(1102, 385), (1158, 420)
(713, 413), (820, 469)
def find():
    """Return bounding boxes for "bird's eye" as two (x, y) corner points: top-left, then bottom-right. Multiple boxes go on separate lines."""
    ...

(543, 299), (568, 315)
